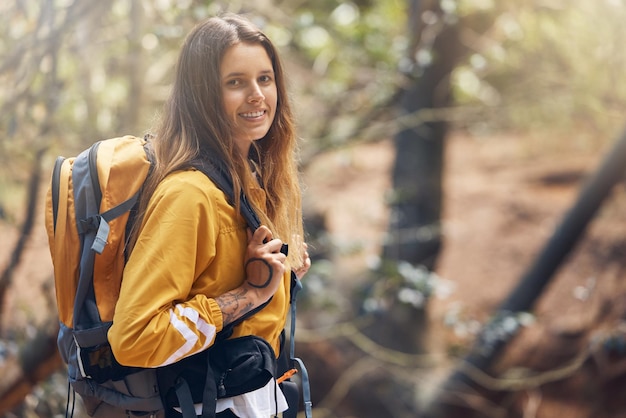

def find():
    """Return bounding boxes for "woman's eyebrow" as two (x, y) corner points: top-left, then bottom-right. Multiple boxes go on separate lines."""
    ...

(223, 69), (274, 78)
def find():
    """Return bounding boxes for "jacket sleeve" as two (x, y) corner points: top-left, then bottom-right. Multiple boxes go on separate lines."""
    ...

(108, 172), (225, 368)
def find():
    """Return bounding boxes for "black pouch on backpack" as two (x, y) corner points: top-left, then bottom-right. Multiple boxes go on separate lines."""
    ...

(211, 335), (277, 398)
(158, 335), (277, 418)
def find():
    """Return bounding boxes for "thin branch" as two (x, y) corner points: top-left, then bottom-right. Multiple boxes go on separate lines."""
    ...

(314, 356), (381, 416)
(300, 104), (486, 167)
(0, 147), (46, 315)
(297, 319), (626, 395)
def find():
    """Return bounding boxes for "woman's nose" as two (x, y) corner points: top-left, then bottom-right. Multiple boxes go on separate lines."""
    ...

(248, 83), (265, 103)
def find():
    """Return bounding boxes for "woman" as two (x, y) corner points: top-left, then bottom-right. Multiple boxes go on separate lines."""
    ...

(108, 13), (310, 417)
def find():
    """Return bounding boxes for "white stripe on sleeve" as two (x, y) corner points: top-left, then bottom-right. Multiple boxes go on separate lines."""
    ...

(157, 305), (217, 367)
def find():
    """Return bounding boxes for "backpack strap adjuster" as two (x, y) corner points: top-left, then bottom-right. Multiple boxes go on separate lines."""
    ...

(76, 214), (110, 254)
(77, 215), (101, 235)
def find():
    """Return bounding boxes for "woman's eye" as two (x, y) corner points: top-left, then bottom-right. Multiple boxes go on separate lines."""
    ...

(227, 79), (240, 87)
(259, 75), (273, 83)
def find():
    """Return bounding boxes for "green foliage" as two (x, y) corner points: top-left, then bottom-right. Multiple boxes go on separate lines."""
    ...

(280, 1), (408, 152)
(1, 0), (624, 181)
(0, 1), (407, 190)
(451, 0), (626, 144)
(361, 260), (443, 313)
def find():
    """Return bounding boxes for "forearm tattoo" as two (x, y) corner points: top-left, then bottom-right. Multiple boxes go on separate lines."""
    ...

(215, 287), (255, 325)
(244, 258), (273, 289)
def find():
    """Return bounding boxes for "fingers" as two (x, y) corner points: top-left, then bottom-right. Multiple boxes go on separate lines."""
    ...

(250, 226), (287, 256)
(295, 242), (312, 280)
(250, 225), (271, 245)
(245, 226), (286, 294)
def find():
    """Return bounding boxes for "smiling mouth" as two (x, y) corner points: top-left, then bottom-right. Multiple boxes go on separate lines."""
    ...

(240, 110), (265, 119)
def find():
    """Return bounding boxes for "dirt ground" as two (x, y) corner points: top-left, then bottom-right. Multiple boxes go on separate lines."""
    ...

(2, 131), (626, 417)
(303, 131), (626, 417)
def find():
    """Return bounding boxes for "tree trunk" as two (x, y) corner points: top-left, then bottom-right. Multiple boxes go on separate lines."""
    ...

(348, 4), (471, 415)
(365, 0), (469, 356)
(383, 6), (465, 271)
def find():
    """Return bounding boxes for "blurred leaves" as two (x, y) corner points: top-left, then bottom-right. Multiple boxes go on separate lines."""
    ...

(1, 0), (623, 204)
(451, 0), (626, 141)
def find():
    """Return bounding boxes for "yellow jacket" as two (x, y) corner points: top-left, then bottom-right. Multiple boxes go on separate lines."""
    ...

(108, 168), (290, 368)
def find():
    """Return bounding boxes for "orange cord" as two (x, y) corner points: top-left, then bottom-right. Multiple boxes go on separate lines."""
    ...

(276, 368), (298, 384)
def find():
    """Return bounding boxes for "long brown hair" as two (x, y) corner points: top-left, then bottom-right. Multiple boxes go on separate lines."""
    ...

(130, 14), (304, 266)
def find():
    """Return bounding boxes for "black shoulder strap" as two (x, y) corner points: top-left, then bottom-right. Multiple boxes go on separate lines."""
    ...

(193, 160), (261, 231)
(192, 160), (274, 334)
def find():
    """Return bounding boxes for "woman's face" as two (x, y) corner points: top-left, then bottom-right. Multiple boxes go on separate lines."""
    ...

(220, 42), (278, 155)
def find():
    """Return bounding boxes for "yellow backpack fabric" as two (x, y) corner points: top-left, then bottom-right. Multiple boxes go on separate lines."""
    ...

(46, 135), (151, 328)
(45, 135), (162, 415)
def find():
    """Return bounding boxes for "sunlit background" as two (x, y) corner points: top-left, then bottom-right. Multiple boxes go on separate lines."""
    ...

(1, 0), (625, 417)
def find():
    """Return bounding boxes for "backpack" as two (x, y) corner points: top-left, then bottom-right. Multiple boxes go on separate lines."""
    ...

(44, 135), (312, 418)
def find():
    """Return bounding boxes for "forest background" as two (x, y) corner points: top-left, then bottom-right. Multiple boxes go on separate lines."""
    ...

(1, 0), (626, 417)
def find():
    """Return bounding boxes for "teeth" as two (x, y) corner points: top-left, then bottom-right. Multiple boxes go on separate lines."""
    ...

(241, 111), (264, 118)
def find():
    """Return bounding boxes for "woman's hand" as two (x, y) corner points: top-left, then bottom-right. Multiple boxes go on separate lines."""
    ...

(294, 242), (311, 280)
(242, 225), (286, 299)
(215, 225), (286, 326)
